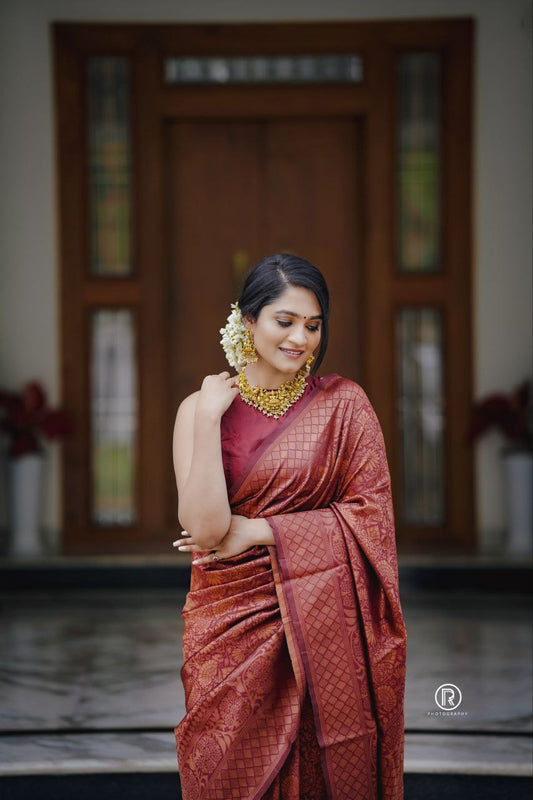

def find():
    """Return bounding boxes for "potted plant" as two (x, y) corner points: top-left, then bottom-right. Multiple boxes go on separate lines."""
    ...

(0, 381), (72, 557)
(468, 380), (532, 557)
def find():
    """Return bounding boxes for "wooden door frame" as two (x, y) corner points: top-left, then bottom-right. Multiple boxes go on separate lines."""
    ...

(54, 18), (473, 554)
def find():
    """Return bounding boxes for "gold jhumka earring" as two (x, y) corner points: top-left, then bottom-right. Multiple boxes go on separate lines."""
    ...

(241, 329), (258, 365)
(305, 354), (315, 375)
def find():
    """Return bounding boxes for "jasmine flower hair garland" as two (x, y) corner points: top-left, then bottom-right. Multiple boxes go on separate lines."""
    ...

(219, 302), (247, 370)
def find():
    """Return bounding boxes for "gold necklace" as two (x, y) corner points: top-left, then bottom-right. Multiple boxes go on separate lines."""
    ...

(238, 368), (307, 418)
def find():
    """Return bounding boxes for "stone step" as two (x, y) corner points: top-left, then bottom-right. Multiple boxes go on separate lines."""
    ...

(0, 730), (531, 777)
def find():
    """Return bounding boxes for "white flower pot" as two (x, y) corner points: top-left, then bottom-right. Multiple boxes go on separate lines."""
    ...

(8, 453), (44, 558)
(502, 451), (533, 558)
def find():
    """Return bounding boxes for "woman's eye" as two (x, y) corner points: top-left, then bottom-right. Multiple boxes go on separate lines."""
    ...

(277, 319), (320, 332)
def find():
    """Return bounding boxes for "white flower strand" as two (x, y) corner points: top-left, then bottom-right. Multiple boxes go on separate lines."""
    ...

(219, 302), (247, 370)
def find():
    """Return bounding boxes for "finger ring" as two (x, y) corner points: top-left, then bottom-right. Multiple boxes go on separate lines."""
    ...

(211, 552), (219, 562)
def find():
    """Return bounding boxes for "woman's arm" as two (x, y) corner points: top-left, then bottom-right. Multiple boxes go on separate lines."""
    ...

(175, 514), (274, 564)
(173, 372), (239, 550)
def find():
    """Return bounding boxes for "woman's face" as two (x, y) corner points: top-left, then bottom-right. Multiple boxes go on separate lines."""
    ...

(245, 284), (322, 382)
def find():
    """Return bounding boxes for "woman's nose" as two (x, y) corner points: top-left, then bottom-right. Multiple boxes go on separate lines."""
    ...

(286, 325), (308, 347)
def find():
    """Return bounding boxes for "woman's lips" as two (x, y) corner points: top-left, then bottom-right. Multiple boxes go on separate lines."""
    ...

(279, 347), (305, 359)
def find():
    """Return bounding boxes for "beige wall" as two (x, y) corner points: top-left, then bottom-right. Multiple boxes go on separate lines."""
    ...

(0, 0), (531, 553)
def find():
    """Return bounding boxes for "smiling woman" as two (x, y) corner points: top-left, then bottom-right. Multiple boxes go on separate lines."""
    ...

(171, 253), (407, 799)
(237, 254), (330, 381)
(243, 285), (322, 383)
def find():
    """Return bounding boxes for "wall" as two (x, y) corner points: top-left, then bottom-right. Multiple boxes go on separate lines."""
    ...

(0, 0), (531, 553)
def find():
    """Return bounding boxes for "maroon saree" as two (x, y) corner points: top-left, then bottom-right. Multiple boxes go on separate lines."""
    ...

(175, 375), (407, 799)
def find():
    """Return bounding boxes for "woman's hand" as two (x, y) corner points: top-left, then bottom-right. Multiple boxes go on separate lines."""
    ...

(173, 514), (274, 565)
(196, 371), (239, 421)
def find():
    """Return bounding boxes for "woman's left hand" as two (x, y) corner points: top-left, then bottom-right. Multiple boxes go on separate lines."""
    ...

(174, 514), (272, 566)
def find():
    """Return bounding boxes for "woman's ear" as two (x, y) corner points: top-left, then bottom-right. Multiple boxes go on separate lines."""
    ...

(242, 314), (254, 331)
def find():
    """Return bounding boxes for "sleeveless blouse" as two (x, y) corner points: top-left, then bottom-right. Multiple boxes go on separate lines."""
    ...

(220, 374), (321, 492)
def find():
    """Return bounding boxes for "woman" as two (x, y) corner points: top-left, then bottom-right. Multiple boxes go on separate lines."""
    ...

(172, 254), (407, 800)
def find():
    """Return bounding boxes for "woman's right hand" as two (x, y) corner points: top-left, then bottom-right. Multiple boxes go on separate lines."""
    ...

(196, 371), (240, 420)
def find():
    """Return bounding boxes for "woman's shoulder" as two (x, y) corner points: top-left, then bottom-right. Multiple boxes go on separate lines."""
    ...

(317, 375), (382, 435)
(317, 373), (369, 403)
(174, 389), (200, 424)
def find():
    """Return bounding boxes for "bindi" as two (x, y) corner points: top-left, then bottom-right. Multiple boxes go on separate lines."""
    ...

(274, 309), (322, 321)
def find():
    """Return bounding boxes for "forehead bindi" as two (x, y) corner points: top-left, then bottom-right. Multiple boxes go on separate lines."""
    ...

(274, 309), (322, 321)
(271, 286), (322, 320)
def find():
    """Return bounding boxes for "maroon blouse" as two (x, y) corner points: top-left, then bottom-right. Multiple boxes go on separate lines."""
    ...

(220, 374), (321, 492)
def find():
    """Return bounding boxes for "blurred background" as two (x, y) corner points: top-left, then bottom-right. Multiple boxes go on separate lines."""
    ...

(0, 1), (531, 798)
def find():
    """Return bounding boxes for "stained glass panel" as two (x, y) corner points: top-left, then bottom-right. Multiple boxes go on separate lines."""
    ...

(397, 53), (442, 272)
(397, 308), (445, 525)
(87, 57), (133, 276)
(90, 309), (137, 525)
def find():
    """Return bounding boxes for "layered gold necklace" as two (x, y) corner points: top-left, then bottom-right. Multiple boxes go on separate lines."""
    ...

(238, 368), (307, 418)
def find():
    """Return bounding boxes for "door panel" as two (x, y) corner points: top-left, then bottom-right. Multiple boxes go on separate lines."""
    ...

(167, 121), (261, 406)
(167, 117), (361, 414)
(261, 120), (361, 381)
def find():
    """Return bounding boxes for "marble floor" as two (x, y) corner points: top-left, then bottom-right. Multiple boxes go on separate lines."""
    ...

(0, 588), (531, 778)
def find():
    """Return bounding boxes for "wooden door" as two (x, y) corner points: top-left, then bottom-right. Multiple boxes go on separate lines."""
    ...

(167, 118), (361, 409)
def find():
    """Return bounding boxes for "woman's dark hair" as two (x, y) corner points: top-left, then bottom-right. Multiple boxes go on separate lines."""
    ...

(238, 253), (330, 374)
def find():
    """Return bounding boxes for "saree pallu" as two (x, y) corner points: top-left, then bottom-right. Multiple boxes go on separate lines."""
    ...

(175, 375), (407, 800)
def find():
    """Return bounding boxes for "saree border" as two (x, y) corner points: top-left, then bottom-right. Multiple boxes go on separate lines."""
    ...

(268, 518), (336, 799)
(250, 554), (308, 800)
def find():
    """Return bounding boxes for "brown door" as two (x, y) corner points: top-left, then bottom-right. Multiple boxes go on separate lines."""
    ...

(167, 118), (361, 407)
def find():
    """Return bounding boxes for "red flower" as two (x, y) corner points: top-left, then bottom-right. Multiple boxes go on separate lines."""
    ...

(24, 381), (46, 414)
(0, 381), (73, 458)
(40, 409), (73, 440)
(467, 380), (532, 451)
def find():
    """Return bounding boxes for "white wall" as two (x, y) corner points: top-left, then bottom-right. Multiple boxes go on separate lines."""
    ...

(1, 0), (531, 553)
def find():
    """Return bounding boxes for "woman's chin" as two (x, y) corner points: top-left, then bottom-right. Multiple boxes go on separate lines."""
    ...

(274, 362), (305, 379)
(276, 350), (307, 369)
(251, 353), (307, 382)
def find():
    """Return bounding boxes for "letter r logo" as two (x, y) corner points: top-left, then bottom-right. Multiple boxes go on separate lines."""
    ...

(435, 683), (462, 710)
(441, 687), (455, 707)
